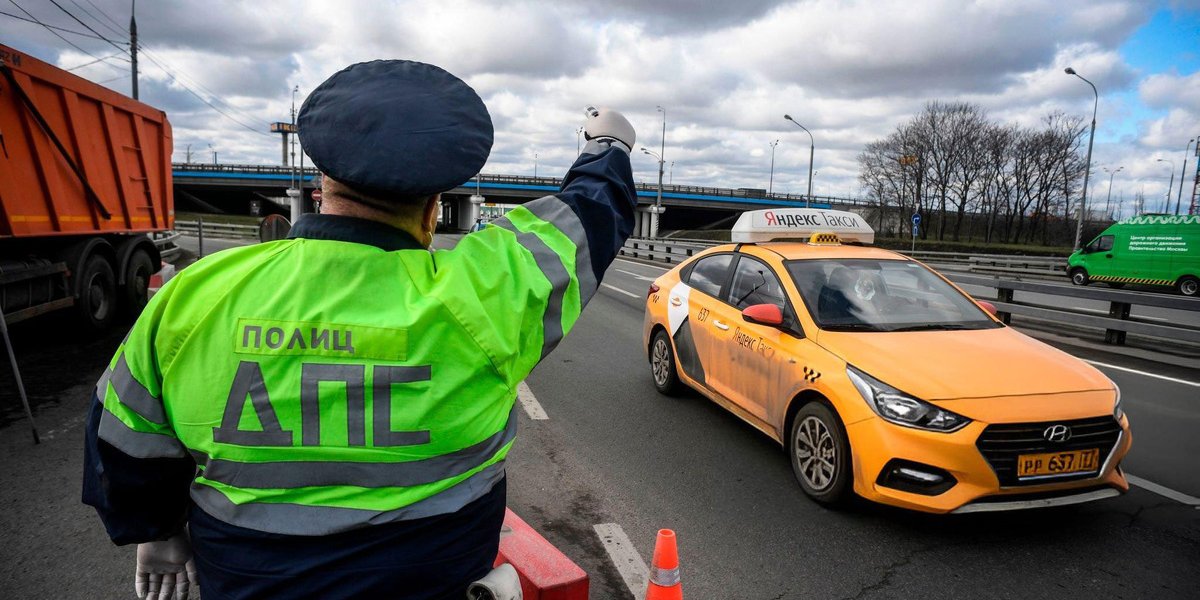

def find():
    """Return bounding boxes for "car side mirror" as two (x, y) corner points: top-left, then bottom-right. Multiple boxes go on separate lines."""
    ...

(742, 303), (784, 326)
(977, 300), (998, 316)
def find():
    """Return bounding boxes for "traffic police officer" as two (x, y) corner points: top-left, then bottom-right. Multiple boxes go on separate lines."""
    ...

(83, 59), (638, 599)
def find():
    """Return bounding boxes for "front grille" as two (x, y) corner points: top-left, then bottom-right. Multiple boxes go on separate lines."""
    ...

(976, 416), (1121, 487)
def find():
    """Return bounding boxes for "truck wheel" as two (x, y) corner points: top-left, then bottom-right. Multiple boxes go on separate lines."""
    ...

(1178, 276), (1199, 297)
(77, 255), (118, 330)
(122, 249), (155, 318)
(1069, 268), (1089, 286)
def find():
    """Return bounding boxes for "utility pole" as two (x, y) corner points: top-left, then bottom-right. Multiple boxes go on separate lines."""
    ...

(185, 143), (192, 164)
(129, 0), (138, 99)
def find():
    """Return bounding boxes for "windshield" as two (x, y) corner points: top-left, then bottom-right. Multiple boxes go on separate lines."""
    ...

(785, 259), (1001, 332)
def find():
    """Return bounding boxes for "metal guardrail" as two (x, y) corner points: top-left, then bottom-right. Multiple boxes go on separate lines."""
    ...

(632, 238), (1067, 276)
(174, 220), (259, 239)
(948, 273), (1200, 345)
(618, 237), (1200, 346)
(151, 231), (182, 262)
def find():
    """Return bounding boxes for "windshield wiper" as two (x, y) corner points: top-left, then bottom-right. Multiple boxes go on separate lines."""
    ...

(821, 323), (884, 332)
(887, 323), (981, 332)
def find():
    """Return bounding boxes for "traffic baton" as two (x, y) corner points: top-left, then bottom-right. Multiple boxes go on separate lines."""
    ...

(645, 529), (682, 600)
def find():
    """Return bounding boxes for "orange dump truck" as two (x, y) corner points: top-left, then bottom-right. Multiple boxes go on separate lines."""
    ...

(0, 43), (171, 328)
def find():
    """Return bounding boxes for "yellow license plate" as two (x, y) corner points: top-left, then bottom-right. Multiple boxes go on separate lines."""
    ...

(1017, 448), (1100, 478)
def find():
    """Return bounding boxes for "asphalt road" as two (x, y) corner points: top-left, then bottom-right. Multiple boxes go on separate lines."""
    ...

(1, 234), (1196, 598)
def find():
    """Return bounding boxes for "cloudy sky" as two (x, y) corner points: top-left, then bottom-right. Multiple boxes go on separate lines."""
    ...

(4, 0), (1199, 215)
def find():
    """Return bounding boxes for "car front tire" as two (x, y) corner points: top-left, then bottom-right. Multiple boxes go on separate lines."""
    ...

(790, 402), (853, 506)
(1069, 268), (1089, 286)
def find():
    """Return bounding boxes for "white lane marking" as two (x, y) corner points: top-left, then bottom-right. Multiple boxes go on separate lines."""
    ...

(516, 381), (548, 420)
(594, 523), (648, 600)
(1126, 474), (1200, 507)
(1084, 360), (1200, 389)
(1071, 306), (1171, 323)
(602, 283), (641, 298)
(616, 269), (657, 281)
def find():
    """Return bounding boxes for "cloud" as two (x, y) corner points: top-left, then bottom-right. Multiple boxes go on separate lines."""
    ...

(1141, 70), (1200, 111)
(3, 0), (1190, 204)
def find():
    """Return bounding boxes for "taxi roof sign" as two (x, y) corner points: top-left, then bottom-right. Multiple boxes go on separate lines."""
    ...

(731, 208), (875, 244)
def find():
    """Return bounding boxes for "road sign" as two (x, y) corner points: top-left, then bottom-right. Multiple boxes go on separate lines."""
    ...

(311, 188), (322, 202)
(911, 213), (921, 226)
(912, 223), (919, 236)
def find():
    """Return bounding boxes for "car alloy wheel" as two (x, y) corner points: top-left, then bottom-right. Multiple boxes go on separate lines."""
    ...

(652, 337), (671, 386)
(794, 415), (837, 491)
(649, 329), (683, 396)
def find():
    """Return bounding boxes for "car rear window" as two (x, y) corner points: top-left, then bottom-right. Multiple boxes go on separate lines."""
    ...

(687, 254), (733, 298)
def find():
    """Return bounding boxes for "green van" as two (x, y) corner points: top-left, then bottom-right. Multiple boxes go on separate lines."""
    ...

(1067, 215), (1200, 296)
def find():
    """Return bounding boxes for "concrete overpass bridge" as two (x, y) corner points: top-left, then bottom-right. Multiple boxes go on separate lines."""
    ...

(172, 163), (873, 233)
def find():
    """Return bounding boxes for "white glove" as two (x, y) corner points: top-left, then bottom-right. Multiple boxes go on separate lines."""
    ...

(583, 106), (636, 153)
(135, 532), (198, 600)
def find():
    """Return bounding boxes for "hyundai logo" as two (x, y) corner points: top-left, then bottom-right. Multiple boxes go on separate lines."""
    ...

(1043, 424), (1072, 443)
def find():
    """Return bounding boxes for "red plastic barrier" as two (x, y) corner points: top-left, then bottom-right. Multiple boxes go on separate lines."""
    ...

(494, 509), (589, 599)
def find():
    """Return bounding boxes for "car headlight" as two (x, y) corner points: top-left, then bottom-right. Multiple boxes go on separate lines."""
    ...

(1112, 381), (1123, 421)
(846, 365), (971, 433)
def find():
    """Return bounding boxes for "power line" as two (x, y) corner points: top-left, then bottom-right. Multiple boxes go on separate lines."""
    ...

(5, 0), (125, 73)
(66, 51), (128, 71)
(0, 7), (118, 42)
(54, 0), (272, 136)
(97, 72), (130, 84)
(47, 0), (127, 54)
(135, 49), (269, 136)
(82, 0), (125, 32)
(136, 43), (273, 135)
(69, 0), (124, 37)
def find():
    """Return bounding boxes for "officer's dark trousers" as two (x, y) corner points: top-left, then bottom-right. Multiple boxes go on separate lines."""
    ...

(188, 479), (506, 600)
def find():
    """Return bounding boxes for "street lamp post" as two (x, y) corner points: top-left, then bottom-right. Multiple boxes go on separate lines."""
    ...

(1178, 138), (1195, 214)
(1156, 158), (1176, 213)
(651, 106), (667, 238)
(641, 147), (665, 238)
(185, 143), (192, 164)
(534, 153), (538, 178)
(783, 114), (814, 207)
(1065, 67), (1098, 251)
(768, 140), (780, 195)
(669, 161), (674, 185)
(1103, 166), (1122, 220)
(208, 143), (216, 165)
(576, 127), (584, 155)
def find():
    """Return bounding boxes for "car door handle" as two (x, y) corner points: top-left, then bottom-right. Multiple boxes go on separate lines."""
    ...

(713, 320), (730, 330)
(1105, 253), (1113, 258)
(670, 297), (682, 306)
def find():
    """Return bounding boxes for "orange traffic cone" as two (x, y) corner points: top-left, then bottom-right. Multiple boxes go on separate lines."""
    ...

(645, 529), (682, 600)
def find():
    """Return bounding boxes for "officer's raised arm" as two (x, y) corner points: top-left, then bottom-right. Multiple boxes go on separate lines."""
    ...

(435, 108), (637, 383)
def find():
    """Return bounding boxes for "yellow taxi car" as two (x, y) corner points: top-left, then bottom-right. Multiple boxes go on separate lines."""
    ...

(643, 208), (1132, 513)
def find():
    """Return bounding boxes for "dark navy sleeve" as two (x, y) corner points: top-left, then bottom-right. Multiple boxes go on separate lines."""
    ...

(554, 141), (639, 283)
(82, 391), (195, 545)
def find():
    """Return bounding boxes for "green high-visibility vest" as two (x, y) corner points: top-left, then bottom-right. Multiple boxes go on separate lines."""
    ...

(95, 195), (596, 536)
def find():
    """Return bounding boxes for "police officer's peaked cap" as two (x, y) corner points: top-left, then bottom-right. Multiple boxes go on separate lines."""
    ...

(299, 60), (493, 198)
